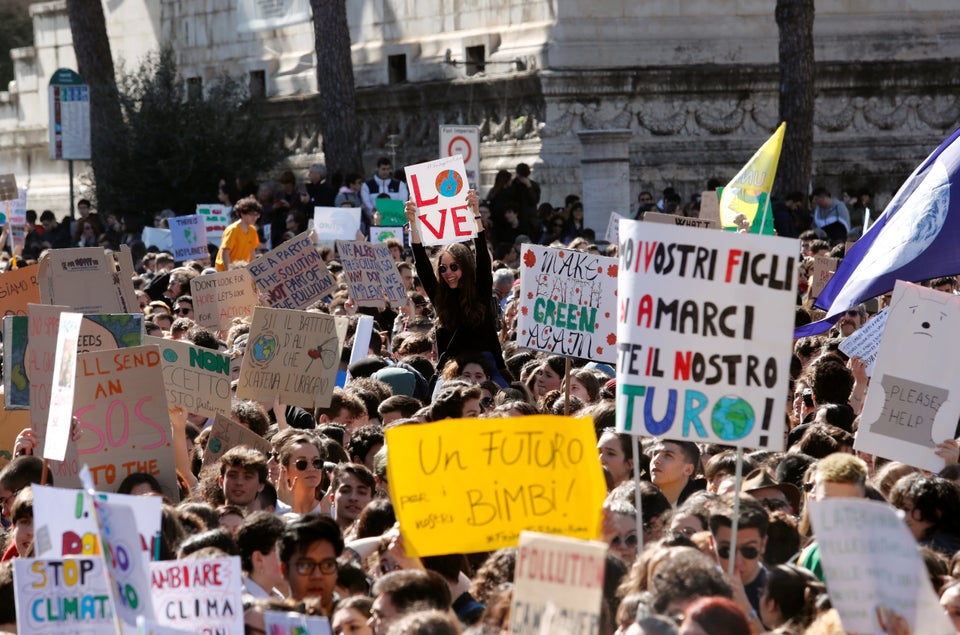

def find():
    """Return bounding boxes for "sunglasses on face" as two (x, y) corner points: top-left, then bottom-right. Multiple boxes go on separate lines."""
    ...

(174, 307), (192, 315)
(438, 263), (459, 274)
(610, 534), (638, 549)
(291, 458), (324, 471)
(717, 544), (760, 560)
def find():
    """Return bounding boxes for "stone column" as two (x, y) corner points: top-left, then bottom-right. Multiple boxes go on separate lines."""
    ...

(577, 129), (633, 239)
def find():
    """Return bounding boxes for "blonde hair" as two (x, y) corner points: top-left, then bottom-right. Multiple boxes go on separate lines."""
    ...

(814, 453), (867, 487)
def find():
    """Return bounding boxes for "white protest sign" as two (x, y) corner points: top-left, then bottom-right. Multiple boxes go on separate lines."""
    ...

(247, 230), (337, 310)
(406, 154), (475, 246)
(142, 226), (173, 252)
(509, 532), (607, 635)
(149, 557), (244, 635)
(854, 281), (960, 471)
(370, 226), (404, 244)
(167, 215), (209, 261)
(440, 125), (480, 189)
(14, 557), (114, 634)
(44, 311), (83, 461)
(264, 611), (333, 635)
(145, 335), (232, 419)
(7, 186), (27, 224)
(313, 206), (361, 241)
(197, 204), (231, 245)
(137, 617), (195, 635)
(615, 220), (797, 450)
(516, 244), (618, 363)
(33, 483), (163, 564)
(838, 307), (889, 377)
(604, 212), (624, 245)
(809, 498), (953, 635)
(336, 240), (407, 309)
(190, 268), (258, 332)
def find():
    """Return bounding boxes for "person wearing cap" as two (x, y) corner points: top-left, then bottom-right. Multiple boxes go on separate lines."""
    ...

(740, 468), (802, 516)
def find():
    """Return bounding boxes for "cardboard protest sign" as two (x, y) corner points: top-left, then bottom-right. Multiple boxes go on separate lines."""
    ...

(516, 244), (618, 363)
(604, 212), (625, 246)
(83, 467), (157, 632)
(167, 214), (209, 261)
(264, 611), (333, 635)
(190, 267), (258, 332)
(0, 173), (17, 200)
(615, 220), (796, 450)
(149, 557), (244, 635)
(5, 309), (143, 411)
(38, 247), (139, 314)
(237, 307), (347, 409)
(375, 197), (406, 226)
(509, 532), (607, 635)
(336, 240), (407, 309)
(313, 206), (361, 241)
(698, 189), (721, 226)
(854, 281), (960, 471)
(13, 557), (114, 634)
(0, 403), (29, 469)
(145, 335), (231, 419)
(142, 226), (173, 252)
(385, 415), (607, 556)
(73, 345), (178, 499)
(808, 255), (839, 300)
(201, 414), (272, 468)
(405, 155), (475, 246)
(644, 211), (718, 230)
(248, 230), (336, 310)
(197, 204), (232, 245)
(370, 226), (404, 244)
(33, 483), (163, 563)
(809, 498), (953, 635)
(838, 307), (889, 377)
(44, 312), (83, 461)
(0, 264), (40, 317)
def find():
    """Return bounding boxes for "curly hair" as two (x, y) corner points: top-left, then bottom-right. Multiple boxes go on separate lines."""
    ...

(433, 242), (485, 329)
(470, 548), (517, 605)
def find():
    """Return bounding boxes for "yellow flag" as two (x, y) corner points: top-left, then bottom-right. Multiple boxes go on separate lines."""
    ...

(719, 122), (786, 229)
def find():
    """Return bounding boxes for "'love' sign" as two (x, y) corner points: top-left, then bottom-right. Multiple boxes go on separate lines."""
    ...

(405, 155), (475, 246)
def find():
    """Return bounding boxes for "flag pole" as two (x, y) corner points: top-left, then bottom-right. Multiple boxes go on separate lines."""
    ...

(632, 434), (644, 555)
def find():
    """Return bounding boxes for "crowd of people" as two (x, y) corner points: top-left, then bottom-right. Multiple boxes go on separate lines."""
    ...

(0, 159), (955, 635)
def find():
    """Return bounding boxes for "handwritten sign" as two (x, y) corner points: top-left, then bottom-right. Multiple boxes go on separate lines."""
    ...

(38, 246), (139, 314)
(167, 214), (209, 261)
(385, 415), (607, 556)
(197, 204), (231, 245)
(150, 557), (244, 635)
(838, 307), (889, 377)
(237, 307), (346, 409)
(0, 265), (40, 317)
(142, 227), (173, 252)
(510, 532), (607, 635)
(73, 345), (178, 499)
(809, 498), (953, 635)
(313, 207), (361, 241)
(144, 336), (232, 418)
(201, 414), (272, 468)
(6, 185), (27, 224)
(265, 611), (333, 635)
(43, 312), (83, 461)
(855, 282), (960, 471)
(615, 220), (796, 450)
(14, 557), (114, 634)
(405, 155), (475, 246)
(248, 230), (336, 310)
(33, 483), (162, 564)
(336, 240), (407, 309)
(517, 245), (618, 363)
(809, 255), (839, 300)
(0, 403), (29, 469)
(375, 198), (406, 226)
(604, 212), (624, 246)
(190, 268), (258, 332)
(644, 211), (719, 230)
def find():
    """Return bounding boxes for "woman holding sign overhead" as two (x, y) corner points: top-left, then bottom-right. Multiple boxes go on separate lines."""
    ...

(406, 191), (509, 388)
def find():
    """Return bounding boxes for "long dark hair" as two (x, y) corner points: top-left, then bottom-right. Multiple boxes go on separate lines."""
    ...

(434, 242), (485, 329)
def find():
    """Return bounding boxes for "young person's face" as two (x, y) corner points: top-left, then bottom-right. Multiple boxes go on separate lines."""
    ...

(714, 525), (766, 585)
(438, 253), (462, 289)
(461, 397), (482, 419)
(333, 473), (373, 525)
(13, 516), (33, 555)
(460, 363), (488, 384)
(254, 546), (286, 591)
(568, 377), (591, 403)
(285, 442), (323, 493)
(649, 442), (693, 488)
(284, 539), (338, 602)
(220, 466), (264, 507)
(535, 363), (561, 397)
(597, 432), (632, 486)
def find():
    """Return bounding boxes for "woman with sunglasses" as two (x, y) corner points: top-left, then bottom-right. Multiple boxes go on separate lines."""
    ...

(277, 434), (327, 518)
(405, 191), (509, 387)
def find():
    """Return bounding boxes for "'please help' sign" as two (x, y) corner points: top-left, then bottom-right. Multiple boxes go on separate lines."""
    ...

(405, 155), (475, 246)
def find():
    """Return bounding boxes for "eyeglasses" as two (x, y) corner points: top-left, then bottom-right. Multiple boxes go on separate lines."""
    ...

(438, 263), (459, 274)
(716, 544), (760, 560)
(174, 307), (192, 315)
(292, 458), (324, 471)
(610, 534), (638, 549)
(293, 558), (338, 576)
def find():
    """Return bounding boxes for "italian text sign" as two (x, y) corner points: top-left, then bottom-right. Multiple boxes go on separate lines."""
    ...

(248, 230), (336, 310)
(14, 557), (114, 634)
(336, 240), (407, 309)
(150, 557), (244, 635)
(385, 415), (607, 556)
(0, 265), (40, 317)
(615, 221), (796, 449)
(145, 336), (232, 419)
(405, 155), (475, 246)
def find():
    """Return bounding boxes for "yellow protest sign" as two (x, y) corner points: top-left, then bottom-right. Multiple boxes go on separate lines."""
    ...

(386, 415), (606, 556)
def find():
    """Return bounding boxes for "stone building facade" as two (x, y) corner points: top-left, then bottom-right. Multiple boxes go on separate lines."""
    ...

(2, 0), (959, 228)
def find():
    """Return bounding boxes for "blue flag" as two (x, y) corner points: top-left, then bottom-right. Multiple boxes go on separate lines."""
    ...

(796, 127), (960, 337)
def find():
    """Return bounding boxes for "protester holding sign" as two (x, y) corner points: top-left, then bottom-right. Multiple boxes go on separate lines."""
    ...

(216, 196), (261, 271)
(405, 190), (509, 385)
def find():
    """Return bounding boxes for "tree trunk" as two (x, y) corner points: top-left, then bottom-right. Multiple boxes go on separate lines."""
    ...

(775, 0), (815, 198)
(65, 0), (125, 213)
(310, 0), (363, 175)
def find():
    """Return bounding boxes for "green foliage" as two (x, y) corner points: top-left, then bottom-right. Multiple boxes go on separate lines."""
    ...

(100, 48), (286, 215)
(0, 3), (34, 89)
